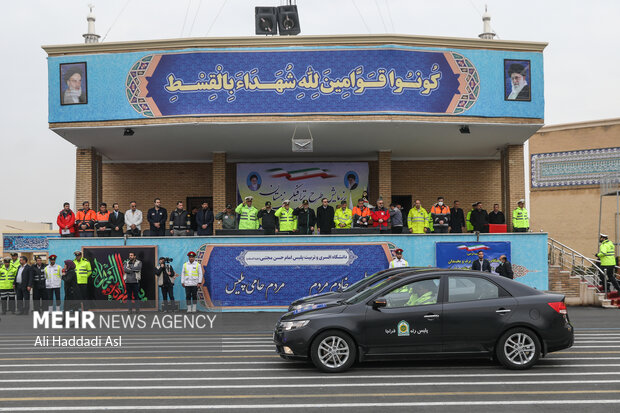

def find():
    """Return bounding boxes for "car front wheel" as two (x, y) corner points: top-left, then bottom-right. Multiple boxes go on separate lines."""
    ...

(496, 328), (541, 370)
(310, 330), (357, 373)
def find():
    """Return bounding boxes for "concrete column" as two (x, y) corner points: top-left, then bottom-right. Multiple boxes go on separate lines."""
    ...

(378, 150), (392, 204)
(501, 144), (526, 231)
(212, 152), (227, 230)
(75, 147), (102, 208)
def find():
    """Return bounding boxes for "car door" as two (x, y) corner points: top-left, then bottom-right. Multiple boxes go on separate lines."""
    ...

(363, 277), (443, 355)
(442, 274), (517, 353)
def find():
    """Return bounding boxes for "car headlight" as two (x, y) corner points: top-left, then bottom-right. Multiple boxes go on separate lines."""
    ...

(280, 320), (309, 331)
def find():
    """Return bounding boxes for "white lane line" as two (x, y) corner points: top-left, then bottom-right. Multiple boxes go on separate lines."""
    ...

(571, 345), (620, 348)
(6, 400), (620, 411)
(3, 379), (620, 391)
(543, 357), (620, 360)
(4, 371), (620, 382)
(0, 349), (275, 355)
(0, 361), (292, 368)
(0, 341), (275, 346)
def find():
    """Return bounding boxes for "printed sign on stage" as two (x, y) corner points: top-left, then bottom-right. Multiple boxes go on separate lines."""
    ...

(201, 243), (392, 307)
(82, 246), (157, 309)
(237, 162), (368, 209)
(435, 242), (511, 275)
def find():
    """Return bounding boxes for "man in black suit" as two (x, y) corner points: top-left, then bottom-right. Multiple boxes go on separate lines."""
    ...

(316, 198), (335, 235)
(109, 203), (125, 237)
(14, 256), (33, 315)
(470, 202), (489, 233)
(471, 251), (492, 273)
(496, 255), (514, 279)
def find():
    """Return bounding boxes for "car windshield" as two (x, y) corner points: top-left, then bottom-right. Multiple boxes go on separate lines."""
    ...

(344, 276), (398, 304)
(342, 270), (390, 292)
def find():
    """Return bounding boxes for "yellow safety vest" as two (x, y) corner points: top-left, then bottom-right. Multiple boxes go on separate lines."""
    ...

(275, 207), (297, 232)
(235, 204), (259, 230)
(0, 266), (17, 289)
(512, 207), (529, 229)
(598, 240), (616, 266)
(407, 291), (433, 306)
(334, 208), (353, 229)
(407, 208), (428, 234)
(10, 260), (19, 273)
(466, 210), (474, 232)
(74, 259), (92, 285)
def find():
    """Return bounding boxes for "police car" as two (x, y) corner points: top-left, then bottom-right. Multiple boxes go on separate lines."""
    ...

(274, 268), (573, 372)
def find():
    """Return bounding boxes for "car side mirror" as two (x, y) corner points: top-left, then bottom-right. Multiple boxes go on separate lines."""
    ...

(372, 298), (387, 310)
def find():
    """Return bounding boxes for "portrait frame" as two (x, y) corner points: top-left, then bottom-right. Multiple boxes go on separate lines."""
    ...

(504, 59), (531, 102)
(60, 62), (88, 105)
(246, 172), (262, 191)
(344, 170), (359, 190)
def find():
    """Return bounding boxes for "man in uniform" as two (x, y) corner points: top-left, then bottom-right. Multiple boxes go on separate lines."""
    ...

(181, 251), (203, 313)
(236, 196), (259, 230)
(352, 198), (372, 228)
(147, 198), (167, 236)
(406, 281), (438, 306)
(294, 200), (316, 235)
(258, 201), (278, 235)
(408, 200), (429, 234)
(512, 199), (529, 232)
(334, 200), (353, 229)
(371, 199), (390, 233)
(430, 197), (451, 233)
(75, 201), (96, 237)
(0, 258), (17, 314)
(73, 251), (92, 310)
(215, 204), (237, 230)
(10, 253), (20, 273)
(31, 256), (48, 313)
(275, 200), (297, 234)
(95, 203), (111, 237)
(389, 249), (409, 268)
(466, 202), (476, 233)
(45, 255), (63, 311)
(15, 256), (33, 315)
(597, 233), (619, 292)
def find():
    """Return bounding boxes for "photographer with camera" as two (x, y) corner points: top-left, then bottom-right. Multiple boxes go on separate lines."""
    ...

(123, 252), (142, 314)
(156, 257), (178, 312)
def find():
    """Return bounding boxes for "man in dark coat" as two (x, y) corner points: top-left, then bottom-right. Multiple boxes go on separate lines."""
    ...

(109, 203), (125, 237)
(294, 200), (317, 235)
(488, 204), (506, 225)
(496, 255), (514, 279)
(14, 256), (33, 315)
(258, 201), (278, 235)
(471, 251), (492, 273)
(470, 202), (489, 233)
(62, 260), (80, 312)
(450, 200), (465, 233)
(316, 198), (335, 235)
(196, 202), (214, 236)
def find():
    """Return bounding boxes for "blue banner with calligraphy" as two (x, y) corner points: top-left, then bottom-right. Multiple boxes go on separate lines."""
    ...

(202, 243), (391, 306)
(436, 242), (511, 275)
(125, 49), (478, 117)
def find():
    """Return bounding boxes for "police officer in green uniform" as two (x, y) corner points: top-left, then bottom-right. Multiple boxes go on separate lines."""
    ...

(0, 258), (17, 314)
(275, 200), (297, 234)
(73, 251), (92, 310)
(236, 196), (259, 230)
(597, 233), (619, 292)
(512, 199), (529, 232)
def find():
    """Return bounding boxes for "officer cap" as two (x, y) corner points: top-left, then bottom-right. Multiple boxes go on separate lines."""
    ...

(73, 251), (82, 256)
(395, 248), (403, 254)
(10, 253), (18, 257)
(471, 202), (477, 207)
(187, 251), (196, 257)
(600, 233), (609, 238)
(302, 200), (309, 205)
(3, 258), (10, 263)
(283, 199), (290, 204)
(340, 200), (347, 205)
(49, 255), (57, 260)
(226, 204), (232, 209)
(245, 196), (253, 201)
(518, 199), (525, 204)
(265, 201), (271, 206)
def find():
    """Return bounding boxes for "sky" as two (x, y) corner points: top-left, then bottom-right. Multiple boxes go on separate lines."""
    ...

(0, 0), (619, 224)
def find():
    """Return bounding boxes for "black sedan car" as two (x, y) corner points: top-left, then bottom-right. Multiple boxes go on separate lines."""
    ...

(287, 267), (427, 312)
(274, 269), (573, 373)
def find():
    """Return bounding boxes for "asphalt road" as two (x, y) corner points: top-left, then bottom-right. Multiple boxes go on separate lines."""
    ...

(0, 307), (619, 412)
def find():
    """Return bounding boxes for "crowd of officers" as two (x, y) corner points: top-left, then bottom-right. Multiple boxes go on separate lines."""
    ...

(57, 196), (530, 236)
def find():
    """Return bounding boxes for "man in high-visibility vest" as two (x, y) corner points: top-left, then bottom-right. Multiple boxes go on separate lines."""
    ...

(73, 251), (92, 310)
(389, 249), (409, 268)
(235, 196), (259, 230)
(45, 255), (63, 311)
(466, 203), (476, 232)
(597, 233), (619, 292)
(0, 258), (17, 315)
(512, 199), (529, 232)
(275, 200), (297, 233)
(181, 251), (203, 313)
(9, 253), (20, 273)
(407, 200), (429, 234)
(334, 200), (353, 229)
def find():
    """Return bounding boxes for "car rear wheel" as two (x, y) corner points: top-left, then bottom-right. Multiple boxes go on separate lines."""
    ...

(310, 330), (357, 373)
(496, 328), (541, 370)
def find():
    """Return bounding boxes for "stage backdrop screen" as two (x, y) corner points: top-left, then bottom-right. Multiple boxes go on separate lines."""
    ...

(435, 242), (511, 276)
(237, 162), (369, 209)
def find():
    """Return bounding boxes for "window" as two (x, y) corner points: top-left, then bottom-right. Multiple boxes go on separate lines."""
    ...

(448, 276), (502, 303)
(383, 278), (440, 308)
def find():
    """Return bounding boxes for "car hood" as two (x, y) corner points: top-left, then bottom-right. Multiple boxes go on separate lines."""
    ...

(289, 291), (341, 307)
(281, 302), (347, 320)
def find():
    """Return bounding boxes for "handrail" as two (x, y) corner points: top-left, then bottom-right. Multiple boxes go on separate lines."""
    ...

(548, 237), (618, 296)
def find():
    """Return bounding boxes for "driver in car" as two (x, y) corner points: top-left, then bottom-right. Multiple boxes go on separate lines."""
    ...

(406, 281), (438, 306)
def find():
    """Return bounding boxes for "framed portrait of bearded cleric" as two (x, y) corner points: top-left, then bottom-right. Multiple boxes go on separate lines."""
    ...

(504, 59), (531, 102)
(60, 62), (88, 105)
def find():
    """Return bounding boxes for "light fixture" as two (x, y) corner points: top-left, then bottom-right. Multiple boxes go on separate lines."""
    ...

(277, 5), (301, 35)
(459, 125), (470, 134)
(123, 128), (134, 136)
(255, 7), (278, 35)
